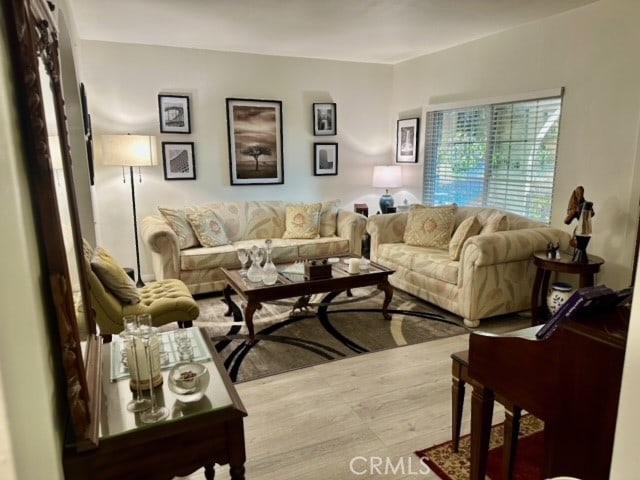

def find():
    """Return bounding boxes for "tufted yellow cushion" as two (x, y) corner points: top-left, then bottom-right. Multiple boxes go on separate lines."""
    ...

(319, 199), (340, 237)
(158, 207), (200, 249)
(449, 216), (482, 260)
(186, 210), (230, 247)
(282, 203), (322, 239)
(403, 204), (458, 249)
(90, 247), (140, 304)
(481, 212), (509, 234)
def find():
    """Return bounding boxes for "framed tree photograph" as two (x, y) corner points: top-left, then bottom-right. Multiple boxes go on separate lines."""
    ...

(158, 94), (191, 134)
(226, 98), (284, 185)
(314, 142), (338, 176)
(162, 141), (196, 180)
(313, 102), (336, 136)
(396, 117), (419, 163)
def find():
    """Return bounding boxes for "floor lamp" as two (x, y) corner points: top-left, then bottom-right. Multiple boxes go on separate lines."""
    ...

(96, 134), (157, 287)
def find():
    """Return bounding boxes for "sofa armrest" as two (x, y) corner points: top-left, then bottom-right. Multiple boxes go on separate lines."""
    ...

(366, 212), (408, 261)
(460, 227), (572, 268)
(336, 210), (367, 256)
(141, 215), (181, 280)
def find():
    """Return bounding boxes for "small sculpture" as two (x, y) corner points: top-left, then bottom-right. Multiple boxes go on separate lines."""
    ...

(564, 185), (595, 225)
(564, 186), (595, 262)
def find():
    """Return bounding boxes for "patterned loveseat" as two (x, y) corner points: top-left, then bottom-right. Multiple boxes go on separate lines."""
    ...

(141, 200), (366, 294)
(366, 206), (571, 327)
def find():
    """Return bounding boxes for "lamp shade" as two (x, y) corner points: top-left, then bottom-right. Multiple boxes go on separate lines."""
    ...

(372, 165), (402, 188)
(96, 134), (158, 167)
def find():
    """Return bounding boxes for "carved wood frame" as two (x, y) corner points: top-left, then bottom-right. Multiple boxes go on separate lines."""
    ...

(5, 0), (100, 449)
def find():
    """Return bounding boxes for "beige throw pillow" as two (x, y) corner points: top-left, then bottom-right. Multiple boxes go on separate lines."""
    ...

(90, 247), (140, 304)
(403, 204), (458, 249)
(481, 212), (509, 234)
(158, 207), (200, 249)
(186, 210), (230, 247)
(449, 216), (482, 260)
(319, 200), (340, 237)
(282, 203), (322, 239)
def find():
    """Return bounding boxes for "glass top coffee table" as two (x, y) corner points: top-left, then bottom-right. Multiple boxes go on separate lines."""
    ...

(221, 256), (395, 345)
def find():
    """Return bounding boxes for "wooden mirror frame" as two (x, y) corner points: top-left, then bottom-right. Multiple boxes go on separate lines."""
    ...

(5, 0), (100, 448)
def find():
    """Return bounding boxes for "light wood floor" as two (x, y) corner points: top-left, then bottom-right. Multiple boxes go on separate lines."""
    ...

(179, 313), (529, 480)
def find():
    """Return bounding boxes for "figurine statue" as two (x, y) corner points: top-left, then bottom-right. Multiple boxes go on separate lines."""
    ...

(564, 185), (595, 225)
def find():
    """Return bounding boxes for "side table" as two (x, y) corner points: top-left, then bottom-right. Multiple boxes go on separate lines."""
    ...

(531, 251), (604, 325)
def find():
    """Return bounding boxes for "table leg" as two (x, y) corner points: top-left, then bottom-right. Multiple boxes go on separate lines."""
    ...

(451, 373), (465, 452)
(470, 384), (495, 480)
(244, 301), (261, 345)
(204, 464), (215, 480)
(579, 272), (594, 288)
(223, 285), (234, 317)
(503, 405), (521, 480)
(378, 281), (393, 320)
(229, 464), (245, 480)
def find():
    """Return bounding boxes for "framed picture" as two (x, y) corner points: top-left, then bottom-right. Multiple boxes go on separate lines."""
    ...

(79, 83), (94, 185)
(396, 117), (419, 163)
(313, 102), (336, 136)
(226, 98), (284, 185)
(162, 142), (196, 180)
(158, 94), (191, 134)
(314, 142), (338, 176)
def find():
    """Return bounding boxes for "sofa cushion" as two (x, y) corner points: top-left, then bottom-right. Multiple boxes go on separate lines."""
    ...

(481, 212), (509, 234)
(158, 207), (200, 249)
(404, 204), (457, 249)
(90, 247), (141, 304)
(283, 203), (322, 239)
(319, 200), (340, 237)
(377, 243), (459, 285)
(201, 201), (286, 241)
(449, 215), (481, 260)
(186, 210), (230, 247)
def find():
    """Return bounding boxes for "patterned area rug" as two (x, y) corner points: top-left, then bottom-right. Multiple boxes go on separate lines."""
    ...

(414, 415), (545, 480)
(190, 287), (470, 382)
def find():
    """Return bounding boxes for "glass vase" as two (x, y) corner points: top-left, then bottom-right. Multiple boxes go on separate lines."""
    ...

(262, 240), (278, 285)
(247, 245), (265, 283)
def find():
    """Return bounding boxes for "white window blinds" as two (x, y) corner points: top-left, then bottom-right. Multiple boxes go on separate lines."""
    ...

(423, 92), (563, 223)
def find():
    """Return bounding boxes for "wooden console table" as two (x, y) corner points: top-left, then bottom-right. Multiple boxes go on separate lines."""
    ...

(63, 329), (247, 480)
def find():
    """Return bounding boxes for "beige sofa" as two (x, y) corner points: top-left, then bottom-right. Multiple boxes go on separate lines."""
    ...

(366, 206), (571, 327)
(142, 200), (366, 294)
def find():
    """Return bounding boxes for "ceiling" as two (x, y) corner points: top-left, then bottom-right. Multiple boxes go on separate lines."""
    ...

(69, 0), (599, 64)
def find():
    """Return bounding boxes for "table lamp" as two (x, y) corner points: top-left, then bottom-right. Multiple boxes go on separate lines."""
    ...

(95, 134), (157, 287)
(372, 165), (402, 213)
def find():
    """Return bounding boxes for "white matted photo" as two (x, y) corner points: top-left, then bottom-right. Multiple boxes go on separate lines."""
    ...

(158, 94), (191, 134)
(162, 142), (196, 180)
(396, 117), (419, 163)
(313, 102), (336, 136)
(314, 142), (338, 176)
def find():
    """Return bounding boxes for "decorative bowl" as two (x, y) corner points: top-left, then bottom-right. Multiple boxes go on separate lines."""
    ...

(167, 362), (209, 403)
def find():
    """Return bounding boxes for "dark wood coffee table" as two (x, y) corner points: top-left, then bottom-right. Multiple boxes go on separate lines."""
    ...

(222, 256), (395, 345)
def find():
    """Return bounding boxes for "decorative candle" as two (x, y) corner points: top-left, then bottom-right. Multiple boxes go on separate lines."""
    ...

(126, 334), (163, 389)
(348, 258), (360, 274)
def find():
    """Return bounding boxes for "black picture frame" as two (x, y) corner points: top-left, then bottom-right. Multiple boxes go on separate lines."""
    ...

(314, 142), (338, 176)
(79, 83), (94, 185)
(396, 117), (419, 163)
(226, 97), (284, 185)
(313, 102), (336, 136)
(158, 94), (191, 134)
(162, 141), (196, 180)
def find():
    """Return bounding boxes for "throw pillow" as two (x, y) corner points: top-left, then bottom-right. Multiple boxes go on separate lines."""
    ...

(158, 207), (200, 249)
(186, 210), (230, 247)
(449, 216), (482, 260)
(90, 247), (140, 304)
(403, 204), (458, 249)
(319, 199), (340, 237)
(481, 212), (509, 234)
(282, 203), (322, 239)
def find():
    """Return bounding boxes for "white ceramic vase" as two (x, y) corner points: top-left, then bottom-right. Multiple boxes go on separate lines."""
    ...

(547, 282), (573, 315)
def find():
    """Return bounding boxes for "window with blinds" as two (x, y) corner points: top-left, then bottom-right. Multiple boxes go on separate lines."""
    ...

(423, 93), (563, 223)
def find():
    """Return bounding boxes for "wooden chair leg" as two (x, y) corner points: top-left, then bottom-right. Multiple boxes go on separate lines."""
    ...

(503, 405), (522, 480)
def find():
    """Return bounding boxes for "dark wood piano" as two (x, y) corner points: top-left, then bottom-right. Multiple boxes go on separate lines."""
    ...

(468, 306), (629, 480)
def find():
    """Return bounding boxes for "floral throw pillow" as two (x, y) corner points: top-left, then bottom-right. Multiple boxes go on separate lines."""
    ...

(449, 216), (482, 260)
(481, 212), (509, 234)
(90, 247), (140, 304)
(403, 204), (458, 249)
(186, 210), (230, 247)
(158, 207), (200, 249)
(282, 203), (322, 239)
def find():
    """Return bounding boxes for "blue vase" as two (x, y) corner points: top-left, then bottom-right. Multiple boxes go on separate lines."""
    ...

(379, 193), (395, 214)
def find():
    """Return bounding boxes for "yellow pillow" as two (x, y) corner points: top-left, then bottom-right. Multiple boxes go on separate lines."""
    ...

(158, 207), (200, 249)
(319, 199), (340, 237)
(449, 216), (481, 260)
(282, 203), (322, 239)
(90, 247), (140, 304)
(403, 204), (458, 249)
(481, 212), (509, 234)
(186, 210), (230, 247)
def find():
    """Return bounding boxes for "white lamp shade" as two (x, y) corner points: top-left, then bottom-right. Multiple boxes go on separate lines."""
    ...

(96, 134), (158, 167)
(372, 165), (402, 188)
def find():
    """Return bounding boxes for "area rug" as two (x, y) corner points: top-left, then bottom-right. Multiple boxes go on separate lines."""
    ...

(190, 287), (469, 382)
(415, 415), (544, 480)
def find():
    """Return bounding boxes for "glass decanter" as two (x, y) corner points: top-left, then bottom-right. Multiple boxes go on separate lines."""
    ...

(247, 245), (265, 283)
(261, 239), (278, 285)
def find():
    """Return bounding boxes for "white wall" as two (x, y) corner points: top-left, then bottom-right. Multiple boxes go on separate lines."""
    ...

(79, 41), (394, 277)
(392, 0), (640, 290)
